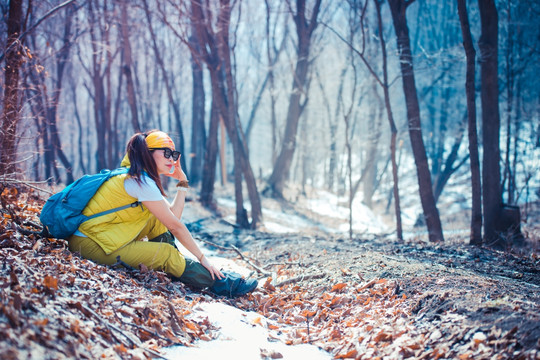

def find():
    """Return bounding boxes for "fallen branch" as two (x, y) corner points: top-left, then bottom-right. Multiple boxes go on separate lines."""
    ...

(195, 236), (233, 252)
(275, 273), (326, 287)
(114, 309), (179, 345)
(230, 244), (272, 276)
(263, 261), (304, 269)
(357, 278), (378, 291)
(0, 177), (55, 195)
(80, 303), (141, 346)
(195, 236), (271, 276)
(80, 303), (170, 359)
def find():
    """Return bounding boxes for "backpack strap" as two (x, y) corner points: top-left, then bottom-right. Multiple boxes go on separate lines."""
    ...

(86, 201), (141, 220)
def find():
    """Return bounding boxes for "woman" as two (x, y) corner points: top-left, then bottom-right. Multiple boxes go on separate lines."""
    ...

(68, 130), (257, 297)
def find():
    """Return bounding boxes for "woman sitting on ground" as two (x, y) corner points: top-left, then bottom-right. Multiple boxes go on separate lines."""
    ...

(68, 130), (257, 297)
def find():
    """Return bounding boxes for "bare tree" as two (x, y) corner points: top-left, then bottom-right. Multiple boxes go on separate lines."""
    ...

(266, 0), (322, 198)
(26, 4), (76, 184)
(120, 0), (141, 133)
(0, 0), (23, 175)
(478, 0), (524, 248)
(190, 0), (262, 228)
(188, 13), (206, 186)
(141, 0), (187, 173)
(387, 0), (444, 242)
(330, 0), (404, 240)
(457, 0), (482, 245)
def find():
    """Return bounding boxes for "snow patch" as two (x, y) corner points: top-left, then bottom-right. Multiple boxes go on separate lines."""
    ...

(164, 302), (331, 360)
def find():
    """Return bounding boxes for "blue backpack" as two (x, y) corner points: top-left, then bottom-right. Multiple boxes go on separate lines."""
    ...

(40, 167), (140, 239)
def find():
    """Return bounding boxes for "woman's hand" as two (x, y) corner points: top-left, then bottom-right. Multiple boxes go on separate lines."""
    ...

(200, 255), (224, 280)
(165, 158), (187, 181)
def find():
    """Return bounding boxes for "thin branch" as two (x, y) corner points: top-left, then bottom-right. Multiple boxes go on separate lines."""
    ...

(275, 273), (326, 287)
(230, 244), (272, 276)
(194, 236), (271, 276)
(0, 0), (79, 62)
(319, 21), (384, 88)
(0, 178), (55, 195)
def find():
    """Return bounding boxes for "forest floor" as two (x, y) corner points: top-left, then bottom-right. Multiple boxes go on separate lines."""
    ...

(0, 184), (539, 359)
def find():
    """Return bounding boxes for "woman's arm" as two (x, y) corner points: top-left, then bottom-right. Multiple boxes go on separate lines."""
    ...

(165, 159), (188, 219)
(142, 199), (224, 280)
(168, 189), (186, 219)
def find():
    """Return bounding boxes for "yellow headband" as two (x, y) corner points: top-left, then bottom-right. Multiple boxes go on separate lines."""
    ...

(120, 131), (176, 167)
(145, 131), (175, 150)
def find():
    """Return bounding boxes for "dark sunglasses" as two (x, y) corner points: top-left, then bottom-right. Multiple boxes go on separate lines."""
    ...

(150, 147), (180, 161)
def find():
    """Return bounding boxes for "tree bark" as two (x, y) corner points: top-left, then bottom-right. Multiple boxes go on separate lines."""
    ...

(266, 0), (322, 198)
(200, 104), (219, 208)
(374, 0), (403, 241)
(120, 0), (141, 133)
(457, 0), (482, 245)
(49, 4), (75, 184)
(188, 25), (206, 186)
(141, 0), (187, 173)
(478, 0), (503, 247)
(388, 0), (444, 242)
(190, 0), (262, 228)
(0, 0), (24, 175)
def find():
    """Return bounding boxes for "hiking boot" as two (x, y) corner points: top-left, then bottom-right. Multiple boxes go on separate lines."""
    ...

(211, 272), (258, 297)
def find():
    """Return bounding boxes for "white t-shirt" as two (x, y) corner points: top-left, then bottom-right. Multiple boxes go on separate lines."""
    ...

(74, 174), (164, 237)
(124, 175), (164, 201)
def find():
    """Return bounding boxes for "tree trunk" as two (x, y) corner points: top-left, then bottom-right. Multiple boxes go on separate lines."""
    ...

(190, 0), (262, 228)
(141, 0), (187, 173)
(388, 0), (444, 242)
(478, 0), (503, 247)
(458, 0), (482, 245)
(189, 25), (206, 186)
(49, 5), (75, 184)
(0, 0), (23, 175)
(266, 0), (322, 198)
(120, 0), (140, 133)
(200, 104), (219, 208)
(86, 1), (107, 171)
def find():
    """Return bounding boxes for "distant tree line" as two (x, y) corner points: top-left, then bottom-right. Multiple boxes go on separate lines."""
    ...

(1, 0), (538, 248)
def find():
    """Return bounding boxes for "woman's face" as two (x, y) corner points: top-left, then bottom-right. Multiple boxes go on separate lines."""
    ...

(152, 148), (175, 175)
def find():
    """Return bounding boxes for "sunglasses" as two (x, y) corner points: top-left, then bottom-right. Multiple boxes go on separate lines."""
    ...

(150, 147), (180, 161)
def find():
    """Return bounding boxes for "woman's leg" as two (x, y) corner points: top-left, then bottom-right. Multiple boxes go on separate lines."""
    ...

(68, 235), (186, 278)
(177, 258), (215, 288)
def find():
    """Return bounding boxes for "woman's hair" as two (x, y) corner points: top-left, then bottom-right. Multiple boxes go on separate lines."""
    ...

(125, 131), (166, 196)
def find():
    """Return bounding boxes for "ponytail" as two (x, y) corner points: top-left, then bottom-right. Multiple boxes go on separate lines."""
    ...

(125, 132), (166, 196)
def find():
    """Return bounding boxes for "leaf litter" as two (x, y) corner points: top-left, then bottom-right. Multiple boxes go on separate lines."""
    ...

(1, 185), (539, 359)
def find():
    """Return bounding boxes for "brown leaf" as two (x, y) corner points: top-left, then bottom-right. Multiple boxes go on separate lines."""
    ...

(336, 349), (358, 359)
(331, 283), (347, 292)
(43, 275), (58, 290)
(263, 277), (276, 292)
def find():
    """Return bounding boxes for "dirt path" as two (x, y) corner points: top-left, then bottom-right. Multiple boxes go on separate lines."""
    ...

(197, 228), (540, 359)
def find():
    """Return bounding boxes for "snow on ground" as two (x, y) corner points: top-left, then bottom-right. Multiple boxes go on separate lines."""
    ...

(216, 189), (389, 235)
(168, 241), (332, 359)
(164, 302), (331, 360)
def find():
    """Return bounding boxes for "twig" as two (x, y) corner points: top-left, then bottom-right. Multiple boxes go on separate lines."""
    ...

(357, 278), (378, 291)
(113, 308), (177, 344)
(0, 0), (78, 62)
(194, 236), (233, 251)
(80, 304), (169, 359)
(195, 236), (271, 276)
(80, 303), (141, 347)
(167, 301), (185, 336)
(263, 261), (304, 269)
(275, 273), (326, 287)
(230, 244), (272, 276)
(0, 178), (55, 195)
